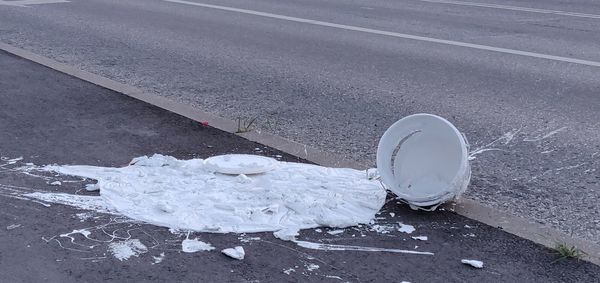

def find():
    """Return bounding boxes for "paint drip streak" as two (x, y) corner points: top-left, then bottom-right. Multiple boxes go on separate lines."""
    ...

(294, 240), (434, 255)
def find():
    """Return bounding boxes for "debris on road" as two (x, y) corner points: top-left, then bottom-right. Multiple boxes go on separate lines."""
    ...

(461, 259), (484, 268)
(26, 154), (386, 239)
(222, 246), (245, 260)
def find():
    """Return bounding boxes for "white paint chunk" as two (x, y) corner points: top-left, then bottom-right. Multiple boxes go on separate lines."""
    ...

(398, 223), (416, 234)
(152, 252), (165, 264)
(461, 259), (484, 268)
(182, 238), (215, 253)
(50, 181), (62, 186)
(283, 268), (295, 275)
(389, 212), (395, 217)
(222, 246), (245, 260)
(108, 239), (148, 261)
(327, 229), (344, 235)
(85, 183), (100, 191)
(411, 236), (428, 241)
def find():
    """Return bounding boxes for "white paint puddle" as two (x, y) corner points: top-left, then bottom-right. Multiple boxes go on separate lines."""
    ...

(29, 154), (386, 239)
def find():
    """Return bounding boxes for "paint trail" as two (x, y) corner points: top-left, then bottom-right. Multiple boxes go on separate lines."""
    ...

(24, 192), (114, 214)
(6, 224), (21, 230)
(294, 240), (433, 255)
(523, 127), (567, 142)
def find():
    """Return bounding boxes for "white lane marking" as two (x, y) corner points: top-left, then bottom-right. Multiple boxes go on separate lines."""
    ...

(0, 0), (69, 7)
(415, 0), (600, 20)
(164, 0), (600, 67)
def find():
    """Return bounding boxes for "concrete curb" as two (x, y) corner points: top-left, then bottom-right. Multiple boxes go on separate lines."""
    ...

(2, 42), (598, 266)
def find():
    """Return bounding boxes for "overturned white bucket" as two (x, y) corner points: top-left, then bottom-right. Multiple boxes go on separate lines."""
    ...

(376, 114), (471, 210)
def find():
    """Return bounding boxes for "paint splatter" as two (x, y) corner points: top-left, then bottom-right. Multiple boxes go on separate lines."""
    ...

(108, 239), (148, 261)
(398, 223), (416, 234)
(152, 252), (165, 264)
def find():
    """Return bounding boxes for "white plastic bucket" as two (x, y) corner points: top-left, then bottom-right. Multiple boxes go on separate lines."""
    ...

(376, 114), (471, 210)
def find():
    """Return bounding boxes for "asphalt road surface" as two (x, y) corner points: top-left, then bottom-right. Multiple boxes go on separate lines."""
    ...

(2, 50), (600, 282)
(1, 0), (599, 247)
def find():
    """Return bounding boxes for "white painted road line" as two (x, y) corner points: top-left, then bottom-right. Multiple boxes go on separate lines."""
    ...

(415, 0), (600, 20)
(0, 0), (69, 7)
(164, 0), (600, 68)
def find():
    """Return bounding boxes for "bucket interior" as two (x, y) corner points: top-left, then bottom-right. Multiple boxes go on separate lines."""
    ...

(377, 114), (468, 202)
